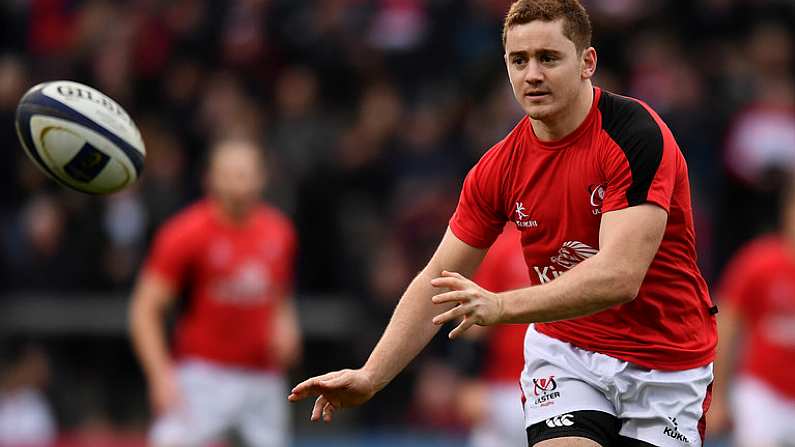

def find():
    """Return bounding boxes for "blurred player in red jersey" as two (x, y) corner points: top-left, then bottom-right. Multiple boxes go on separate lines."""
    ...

(290, 1), (717, 445)
(708, 180), (795, 446)
(457, 225), (528, 447)
(130, 139), (301, 447)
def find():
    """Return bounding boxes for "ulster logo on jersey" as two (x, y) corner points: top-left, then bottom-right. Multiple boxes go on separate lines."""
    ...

(588, 183), (606, 215)
(514, 201), (538, 229)
(531, 375), (561, 407)
(532, 376), (557, 396)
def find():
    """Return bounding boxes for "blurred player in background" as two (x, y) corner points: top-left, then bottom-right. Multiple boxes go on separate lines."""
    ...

(457, 225), (528, 447)
(290, 0), (717, 446)
(130, 139), (301, 447)
(709, 179), (795, 446)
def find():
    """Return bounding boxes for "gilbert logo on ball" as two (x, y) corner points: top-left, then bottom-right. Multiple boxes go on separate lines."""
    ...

(15, 80), (145, 194)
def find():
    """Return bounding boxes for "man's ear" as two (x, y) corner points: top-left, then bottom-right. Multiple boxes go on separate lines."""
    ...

(581, 47), (597, 80)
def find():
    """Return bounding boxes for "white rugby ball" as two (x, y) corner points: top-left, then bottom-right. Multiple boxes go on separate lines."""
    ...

(15, 80), (145, 194)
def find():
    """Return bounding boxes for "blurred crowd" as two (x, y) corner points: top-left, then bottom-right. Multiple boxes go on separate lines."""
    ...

(1, 0), (794, 444)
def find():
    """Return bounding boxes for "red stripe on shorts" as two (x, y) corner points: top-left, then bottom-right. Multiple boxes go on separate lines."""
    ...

(698, 381), (713, 445)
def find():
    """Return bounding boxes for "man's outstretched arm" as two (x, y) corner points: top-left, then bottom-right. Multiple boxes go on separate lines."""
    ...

(288, 227), (487, 422)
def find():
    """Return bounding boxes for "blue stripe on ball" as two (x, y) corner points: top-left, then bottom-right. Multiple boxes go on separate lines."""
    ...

(16, 86), (144, 177)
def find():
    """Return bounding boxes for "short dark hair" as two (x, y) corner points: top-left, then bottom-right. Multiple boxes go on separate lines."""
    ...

(502, 0), (592, 53)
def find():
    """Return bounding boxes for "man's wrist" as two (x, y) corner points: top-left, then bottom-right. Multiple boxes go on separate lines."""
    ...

(360, 364), (389, 393)
(497, 290), (520, 323)
(495, 291), (508, 324)
(497, 288), (537, 324)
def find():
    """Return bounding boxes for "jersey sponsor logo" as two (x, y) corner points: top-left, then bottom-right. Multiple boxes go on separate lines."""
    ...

(551, 241), (599, 269)
(533, 241), (599, 283)
(514, 201), (538, 228)
(588, 183), (606, 215)
(545, 413), (574, 428)
(663, 417), (691, 443)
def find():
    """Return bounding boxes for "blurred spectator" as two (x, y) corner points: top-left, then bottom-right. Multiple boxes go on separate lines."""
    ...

(718, 77), (795, 266)
(267, 66), (337, 212)
(102, 190), (148, 288)
(197, 71), (264, 144)
(709, 177), (795, 446)
(368, 0), (428, 52)
(220, 0), (270, 71)
(136, 118), (188, 230)
(27, 0), (76, 58)
(0, 341), (55, 447)
(2, 194), (77, 291)
(724, 78), (795, 192)
(295, 81), (402, 292)
(0, 54), (27, 208)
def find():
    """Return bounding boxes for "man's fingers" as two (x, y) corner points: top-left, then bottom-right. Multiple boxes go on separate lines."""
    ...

(449, 316), (476, 339)
(290, 371), (345, 399)
(433, 303), (472, 325)
(431, 271), (471, 290)
(289, 380), (322, 400)
(431, 290), (470, 305)
(430, 276), (466, 290)
(322, 401), (336, 423)
(311, 395), (327, 422)
(318, 374), (349, 390)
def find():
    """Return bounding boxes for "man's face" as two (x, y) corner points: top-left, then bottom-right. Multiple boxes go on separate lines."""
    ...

(504, 19), (591, 121)
(208, 143), (265, 216)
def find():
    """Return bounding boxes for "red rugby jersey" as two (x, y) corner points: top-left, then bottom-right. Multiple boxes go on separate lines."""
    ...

(450, 87), (717, 370)
(144, 200), (296, 370)
(472, 226), (529, 383)
(717, 235), (795, 398)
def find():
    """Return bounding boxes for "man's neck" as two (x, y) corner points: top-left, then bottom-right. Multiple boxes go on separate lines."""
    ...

(531, 82), (594, 142)
(211, 199), (253, 227)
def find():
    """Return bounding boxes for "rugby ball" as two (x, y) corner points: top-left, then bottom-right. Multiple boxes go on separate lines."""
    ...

(15, 81), (145, 194)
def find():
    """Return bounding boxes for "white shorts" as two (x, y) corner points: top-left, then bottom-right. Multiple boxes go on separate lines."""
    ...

(731, 375), (795, 446)
(470, 383), (527, 447)
(520, 325), (713, 446)
(150, 359), (288, 447)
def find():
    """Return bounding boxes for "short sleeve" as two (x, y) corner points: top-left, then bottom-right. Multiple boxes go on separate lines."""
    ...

(599, 98), (676, 213)
(143, 218), (198, 288)
(449, 146), (509, 249)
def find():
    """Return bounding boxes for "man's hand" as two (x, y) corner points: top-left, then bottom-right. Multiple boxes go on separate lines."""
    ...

(431, 271), (503, 339)
(149, 368), (181, 416)
(288, 369), (379, 423)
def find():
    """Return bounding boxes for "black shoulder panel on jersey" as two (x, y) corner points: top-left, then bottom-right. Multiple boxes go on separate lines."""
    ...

(598, 91), (664, 206)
